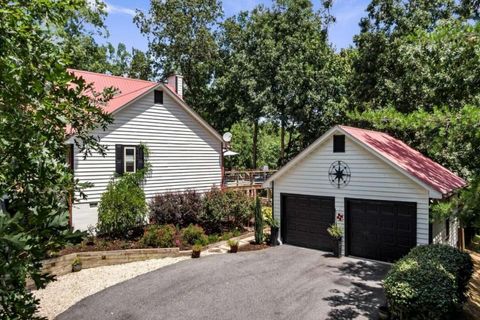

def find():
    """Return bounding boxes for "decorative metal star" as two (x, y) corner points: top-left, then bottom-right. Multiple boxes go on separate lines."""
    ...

(328, 161), (351, 188)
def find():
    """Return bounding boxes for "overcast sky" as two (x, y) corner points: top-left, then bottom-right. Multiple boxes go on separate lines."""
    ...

(98, 0), (370, 52)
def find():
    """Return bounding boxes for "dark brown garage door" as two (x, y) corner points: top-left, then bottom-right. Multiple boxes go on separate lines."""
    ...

(346, 198), (416, 262)
(281, 194), (335, 251)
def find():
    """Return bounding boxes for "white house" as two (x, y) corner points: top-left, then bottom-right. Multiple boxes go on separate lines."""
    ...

(264, 125), (466, 262)
(67, 69), (223, 230)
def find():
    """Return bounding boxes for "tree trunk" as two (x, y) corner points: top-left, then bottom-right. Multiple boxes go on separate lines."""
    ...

(252, 119), (259, 169)
(279, 119), (285, 166)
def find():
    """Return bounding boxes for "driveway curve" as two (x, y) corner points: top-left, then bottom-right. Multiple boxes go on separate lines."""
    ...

(57, 245), (390, 320)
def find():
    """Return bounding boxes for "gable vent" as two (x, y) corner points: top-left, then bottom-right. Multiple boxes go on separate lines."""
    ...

(333, 135), (345, 153)
(154, 90), (163, 104)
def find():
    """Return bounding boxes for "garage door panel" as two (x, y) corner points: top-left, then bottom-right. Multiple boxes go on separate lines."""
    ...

(281, 194), (335, 252)
(347, 199), (416, 262)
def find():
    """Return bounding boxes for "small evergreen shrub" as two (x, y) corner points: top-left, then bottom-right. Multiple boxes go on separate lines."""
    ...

(254, 196), (263, 244)
(384, 244), (473, 319)
(148, 190), (202, 227)
(181, 224), (208, 246)
(97, 172), (148, 238)
(140, 224), (176, 248)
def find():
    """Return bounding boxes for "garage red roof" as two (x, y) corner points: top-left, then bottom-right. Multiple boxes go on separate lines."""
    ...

(67, 69), (160, 114)
(339, 125), (466, 196)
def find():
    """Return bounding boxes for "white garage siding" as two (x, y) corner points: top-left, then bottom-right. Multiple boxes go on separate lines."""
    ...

(272, 135), (430, 254)
(432, 217), (459, 247)
(72, 90), (222, 230)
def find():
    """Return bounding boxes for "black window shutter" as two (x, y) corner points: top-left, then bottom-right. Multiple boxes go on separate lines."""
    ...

(115, 144), (124, 174)
(154, 90), (163, 104)
(136, 145), (145, 170)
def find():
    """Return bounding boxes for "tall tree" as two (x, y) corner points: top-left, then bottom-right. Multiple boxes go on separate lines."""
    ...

(135, 0), (223, 118)
(349, 1), (480, 228)
(218, 0), (348, 166)
(128, 49), (153, 80)
(351, 0), (476, 112)
(0, 0), (113, 317)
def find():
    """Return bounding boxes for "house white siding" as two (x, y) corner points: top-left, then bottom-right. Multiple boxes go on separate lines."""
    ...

(272, 135), (430, 254)
(72, 90), (222, 230)
(432, 217), (459, 247)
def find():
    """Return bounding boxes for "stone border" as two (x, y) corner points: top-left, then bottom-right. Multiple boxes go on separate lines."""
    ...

(41, 248), (190, 279)
(36, 231), (256, 283)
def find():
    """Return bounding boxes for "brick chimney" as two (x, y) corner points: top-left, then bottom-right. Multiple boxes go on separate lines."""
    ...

(166, 74), (184, 99)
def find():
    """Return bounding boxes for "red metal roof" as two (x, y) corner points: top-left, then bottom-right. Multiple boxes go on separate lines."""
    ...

(68, 69), (160, 114)
(339, 125), (466, 196)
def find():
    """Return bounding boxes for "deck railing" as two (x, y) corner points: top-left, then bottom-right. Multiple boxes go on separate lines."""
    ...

(224, 169), (277, 188)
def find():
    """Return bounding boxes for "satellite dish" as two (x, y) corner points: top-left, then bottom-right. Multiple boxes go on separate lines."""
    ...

(223, 132), (232, 143)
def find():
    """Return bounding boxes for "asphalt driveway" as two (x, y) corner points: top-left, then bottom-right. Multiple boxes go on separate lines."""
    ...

(57, 245), (390, 320)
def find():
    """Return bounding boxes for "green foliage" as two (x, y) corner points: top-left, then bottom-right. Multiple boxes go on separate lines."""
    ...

(227, 121), (281, 169)
(218, 0), (348, 165)
(97, 171), (148, 238)
(227, 239), (239, 247)
(456, 176), (480, 228)
(254, 196), (264, 244)
(149, 189), (203, 227)
(71, 257), (82, 267)
(181, 224), (208, 246)
(135, 0), (224, 123)
(327, 224), (343, 240)
(192, 243), (203, 252)
(349, 104), (480, 227)
(384, 244), (473, 319)
(351, 1), (478, 112)
(201, 188), (254, 233)
(262, 207), (272, 222)
(0, 0), (113, 317)
(220, 230), (241, 241)
(263, 207), (279, 228)
(430, 201), (456, 222)
(140, 225), (176, 248)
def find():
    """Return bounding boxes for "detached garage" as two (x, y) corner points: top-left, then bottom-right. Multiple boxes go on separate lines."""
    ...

(265, 126), (466, 262)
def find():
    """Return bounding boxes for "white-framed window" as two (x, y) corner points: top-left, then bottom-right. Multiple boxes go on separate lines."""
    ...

(124, 146), (136, 173)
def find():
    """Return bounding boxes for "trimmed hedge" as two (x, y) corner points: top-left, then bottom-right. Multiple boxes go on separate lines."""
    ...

(384, 244), (473, 319)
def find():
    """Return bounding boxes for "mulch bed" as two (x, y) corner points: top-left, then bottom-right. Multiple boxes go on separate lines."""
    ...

(55, 230), (252, 257)
(238, 243), (270, 252)
(58, 239), (144, 256)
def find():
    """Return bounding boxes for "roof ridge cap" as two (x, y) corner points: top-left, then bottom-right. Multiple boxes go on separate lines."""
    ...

(67, 68), (157, 85)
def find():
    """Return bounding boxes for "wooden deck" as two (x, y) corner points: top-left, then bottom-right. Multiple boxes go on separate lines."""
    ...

(223, 169), (276, 197)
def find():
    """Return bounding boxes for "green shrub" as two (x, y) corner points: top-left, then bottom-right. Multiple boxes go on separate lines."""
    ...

(97, 173), (148, 238)
(201, 188), (253, 233)
(181, 224), (208, 246)
(384, 244), (473, 319)
(140, 224), (176, 248)
(327, 224), (343, 240)
(207, 234), (220, 244)
(254, 196), (263, 244)
(149, 189), (202, 227)
(407, 244), (473, 301)
(262, 206), (272, 221)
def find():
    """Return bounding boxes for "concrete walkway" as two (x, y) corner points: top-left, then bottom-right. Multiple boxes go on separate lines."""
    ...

(57, 245), (390, 320)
